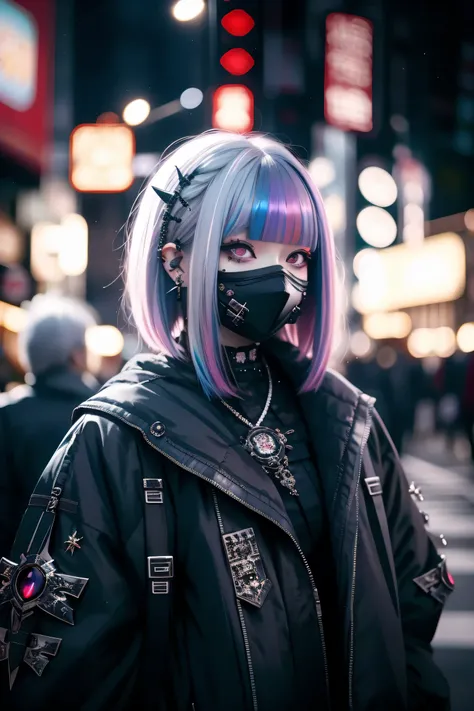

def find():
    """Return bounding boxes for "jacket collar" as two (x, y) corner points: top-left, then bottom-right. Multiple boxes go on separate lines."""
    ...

(76, 343), (374, 539)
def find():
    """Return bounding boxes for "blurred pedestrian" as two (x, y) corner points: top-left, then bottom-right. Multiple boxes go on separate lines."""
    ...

(0, 295), (98, 555)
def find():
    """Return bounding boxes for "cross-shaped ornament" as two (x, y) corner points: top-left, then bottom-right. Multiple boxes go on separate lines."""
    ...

(0, 553), (88, 686)
(227, 298), (249, 326)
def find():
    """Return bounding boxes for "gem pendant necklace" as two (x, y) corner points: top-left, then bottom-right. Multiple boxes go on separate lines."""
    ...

(220, 357), (299, 496)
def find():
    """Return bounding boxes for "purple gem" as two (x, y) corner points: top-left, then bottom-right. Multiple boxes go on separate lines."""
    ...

(226, 289), (234, 297)
(16, 565), (46, 601)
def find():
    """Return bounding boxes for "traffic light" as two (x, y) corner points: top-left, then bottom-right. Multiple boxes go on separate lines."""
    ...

(212, 85), (254, 134)
(211, 1), (262, 133)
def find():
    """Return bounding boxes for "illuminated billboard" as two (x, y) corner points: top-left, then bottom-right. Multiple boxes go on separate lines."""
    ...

(353, 232), (466, 314)
(0, 0), (37, 110)
(324, 13), (373, 133)
(0, 0), (53, 170)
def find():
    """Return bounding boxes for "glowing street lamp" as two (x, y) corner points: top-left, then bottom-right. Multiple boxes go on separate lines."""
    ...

(172, 0), (205, 22)
(123, 99), (151, 126)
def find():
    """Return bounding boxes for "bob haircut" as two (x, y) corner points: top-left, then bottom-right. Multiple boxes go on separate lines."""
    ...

(126, 131), (336, 399)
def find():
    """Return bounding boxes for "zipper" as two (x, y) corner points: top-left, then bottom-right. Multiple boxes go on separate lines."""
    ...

(81, 403), (330, 701)
(347, 403), (373, 709)
(213, 491), (258, 711)
(347, 487), (360, 710)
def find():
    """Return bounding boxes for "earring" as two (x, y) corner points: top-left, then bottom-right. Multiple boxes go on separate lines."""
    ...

(166, 272), (184, 300)
(175, 273), (183, 301)
(169, 255), (183, 272)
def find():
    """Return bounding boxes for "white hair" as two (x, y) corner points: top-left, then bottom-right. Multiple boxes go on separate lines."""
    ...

(18, 295), (96, 376)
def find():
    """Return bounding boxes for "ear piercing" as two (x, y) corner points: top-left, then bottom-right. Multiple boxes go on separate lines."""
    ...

(169, 256), (183, 272)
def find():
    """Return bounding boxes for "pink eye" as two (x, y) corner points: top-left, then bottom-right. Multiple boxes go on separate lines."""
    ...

(232, 246), (250, 258)
(222, 241), (256, 262)
(287, 251), (309, 267)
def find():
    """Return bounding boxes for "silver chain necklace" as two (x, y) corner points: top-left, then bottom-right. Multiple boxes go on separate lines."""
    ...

(220, 357), (299, 496)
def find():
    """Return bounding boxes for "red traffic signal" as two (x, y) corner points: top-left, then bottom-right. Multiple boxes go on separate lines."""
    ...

(220, 48), (255, 76)
(212, 85), (254, 133)
(221, 10), (255, 37)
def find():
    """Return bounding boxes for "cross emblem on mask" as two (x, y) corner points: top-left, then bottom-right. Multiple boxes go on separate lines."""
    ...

(226, 298), (249, 326)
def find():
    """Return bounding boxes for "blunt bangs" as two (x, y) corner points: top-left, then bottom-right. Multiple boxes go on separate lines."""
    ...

(224, 155), (318, 251)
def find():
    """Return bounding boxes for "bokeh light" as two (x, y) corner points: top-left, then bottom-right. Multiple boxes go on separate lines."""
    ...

(123, 99), (151, 126)
(86, 326), (124, 357)
(358, 166), (398, 207)
(464, 209), (474, 231)
(356, 206), (397, 248)
(363, 312), (412, 340)
(58, 214), (88, 277)
(407, 327), (456, 358)
(457, 323), (474, 352)
(180, 87), (204, 110)
(172, 0), (205, 22)
(407, 328), (434, 358)
(324, 194), (346, 233)
(350, 330), (372, 358)
(308, 157), (336, 189)
(353, 248), (379, 279)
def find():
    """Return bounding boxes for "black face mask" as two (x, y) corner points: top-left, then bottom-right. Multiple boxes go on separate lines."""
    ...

(217, 265), (308, 343)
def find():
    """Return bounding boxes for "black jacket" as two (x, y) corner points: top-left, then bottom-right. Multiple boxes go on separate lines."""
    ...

(0, 342), (452, 711)
(0, 368), (98, 555)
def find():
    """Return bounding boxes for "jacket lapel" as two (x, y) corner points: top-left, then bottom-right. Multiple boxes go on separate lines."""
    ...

(75, 371), (296, 537)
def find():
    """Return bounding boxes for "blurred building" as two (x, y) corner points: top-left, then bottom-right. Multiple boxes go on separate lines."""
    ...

(2, 0), (474, 382)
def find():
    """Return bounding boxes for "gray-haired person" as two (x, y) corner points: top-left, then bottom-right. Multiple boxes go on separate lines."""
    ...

(0, 296), (98, 554)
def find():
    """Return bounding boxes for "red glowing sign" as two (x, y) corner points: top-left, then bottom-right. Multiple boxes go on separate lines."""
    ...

(212, 85), (254, 133)
(324, 13), (373, 133)
(221, 10), (255, 37)
(220, 48), (255, 76)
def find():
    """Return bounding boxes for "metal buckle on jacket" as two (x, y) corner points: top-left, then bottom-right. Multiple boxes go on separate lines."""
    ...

(413, 558), (455, 604)
(46, 486), (63, 512)
(143, 478), (163, 504)
(365, 476), (382, 496)
(148, 556), (173, 595)
(222, 528), (272, 608)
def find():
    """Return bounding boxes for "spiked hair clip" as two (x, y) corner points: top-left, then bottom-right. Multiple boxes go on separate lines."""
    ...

(154, 166), (197, 255)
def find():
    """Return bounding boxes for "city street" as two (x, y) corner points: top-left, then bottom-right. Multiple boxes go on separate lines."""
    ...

(1, 0), (474, 708)
(403, 451), (474, 711)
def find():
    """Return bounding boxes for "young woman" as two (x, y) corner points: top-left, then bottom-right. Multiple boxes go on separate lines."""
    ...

(1, 132), (453, 711)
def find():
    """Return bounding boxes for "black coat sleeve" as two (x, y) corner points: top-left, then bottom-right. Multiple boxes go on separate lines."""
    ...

(369, 411), (451, 711)
(0, 414), (155, 711)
